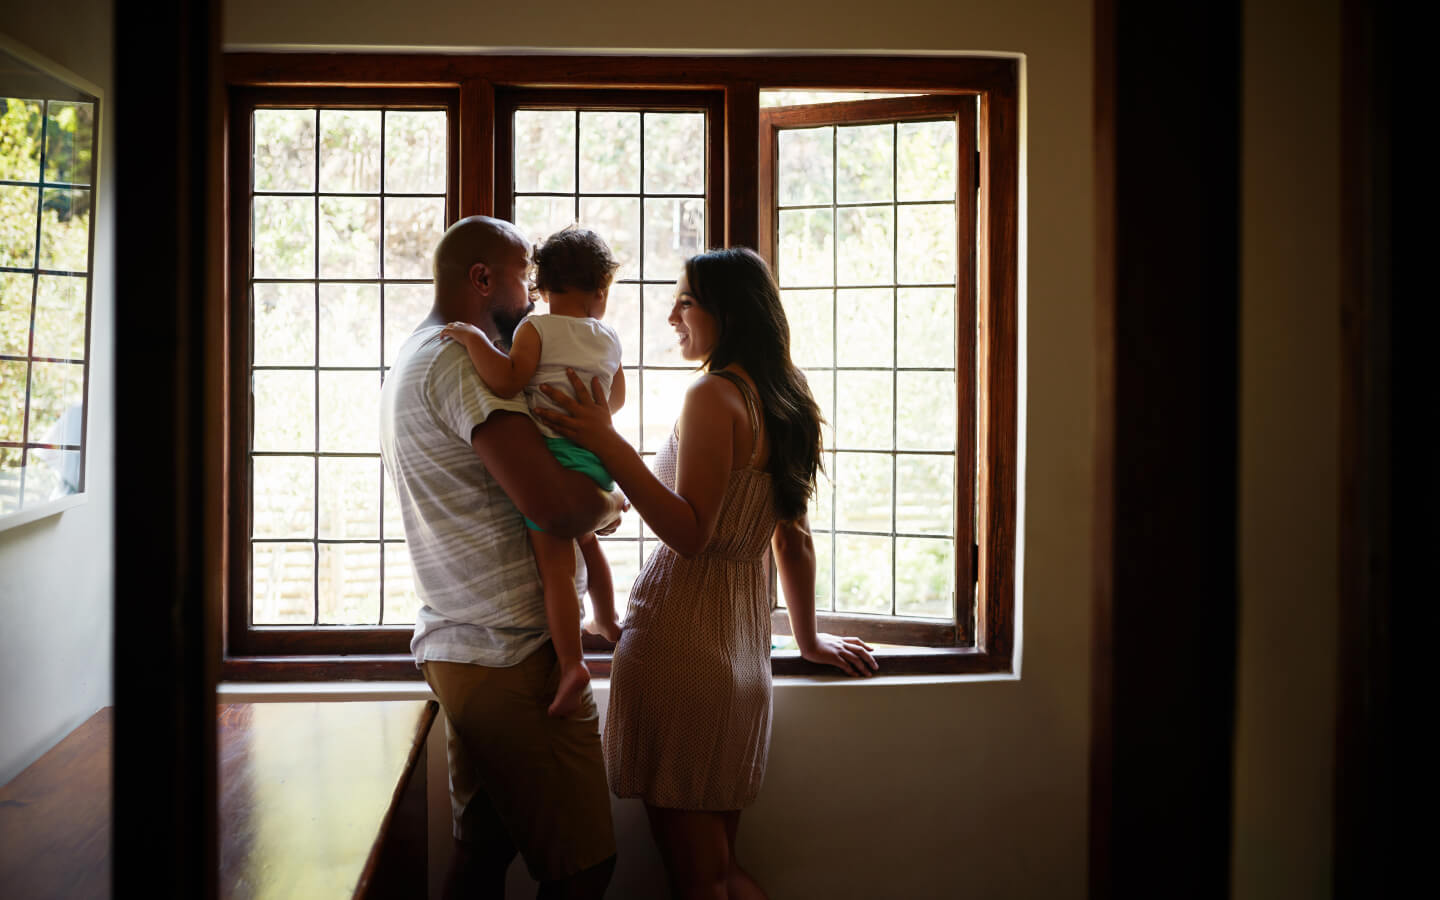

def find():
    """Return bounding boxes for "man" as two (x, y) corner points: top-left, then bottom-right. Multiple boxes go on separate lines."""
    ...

(379, 216), (623, 898)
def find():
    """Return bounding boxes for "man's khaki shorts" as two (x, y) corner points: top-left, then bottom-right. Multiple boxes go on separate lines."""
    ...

(422, 643), (615, 881)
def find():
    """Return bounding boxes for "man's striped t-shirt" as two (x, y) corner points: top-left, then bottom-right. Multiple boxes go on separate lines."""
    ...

(380, 325), (580, 668)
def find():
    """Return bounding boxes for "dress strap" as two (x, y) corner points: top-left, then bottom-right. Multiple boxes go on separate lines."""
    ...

(709, 369), (763, 468)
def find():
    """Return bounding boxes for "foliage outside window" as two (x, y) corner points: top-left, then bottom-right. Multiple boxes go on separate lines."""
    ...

(0, 40), (99, 529)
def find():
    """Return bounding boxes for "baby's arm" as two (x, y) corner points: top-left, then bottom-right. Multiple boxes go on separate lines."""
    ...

(440, 320), (541, 399)
(607, 366), (626, 414)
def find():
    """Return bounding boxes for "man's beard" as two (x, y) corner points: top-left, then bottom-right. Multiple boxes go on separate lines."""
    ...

(493, 299), (536, 349)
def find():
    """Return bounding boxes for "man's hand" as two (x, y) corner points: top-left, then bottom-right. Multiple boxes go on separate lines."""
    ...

(594, 488), (629, 536)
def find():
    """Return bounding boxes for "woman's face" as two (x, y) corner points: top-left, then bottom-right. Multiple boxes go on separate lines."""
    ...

(668, 271), (719, 362)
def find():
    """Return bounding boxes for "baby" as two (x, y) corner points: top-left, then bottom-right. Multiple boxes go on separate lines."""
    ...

(442, 225), (626, 718)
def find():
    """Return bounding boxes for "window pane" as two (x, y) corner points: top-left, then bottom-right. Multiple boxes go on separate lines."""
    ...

(1, 272), (32, 355)
(835, 371), (892, 450)
(0, 185), (38, 267)
(604, 283), (640, 363)
(897, 371), (956, 451)
(384, 196), (445, 279)
(782, 289), (833, 368)
(252, 542), (314, 624)
(897, 287), (955, 368)
(579, 111), (640, 194)
(253, 283), (314, 366)
(896, 455), (953, 535)
(835, 533), (891, 614)
(896, 537), (953, 618)
(318, 456), (380, 539)
(641, 369), (693, 451)
(0, 447), (18, 515)
(642, 197), (703, 283)
(21, 447), (71, 505)
(836, 206), (892, 286)
(836, 288), (893, 368)
(318, 371), (380, 452)
(777, 127), (832, 207)
(897, 204), (956, 285)
(253, 109), (315, 193)
(643, 113), (704, 195)
(897, 120), (957, 203)
(598, 539), (640, 622)
(513, 195), (575, 249)
(319, 283), (381, 367)
(613, 367), (640, 449)
(514, 110), (575, 193)
(31, 274), (86, 359)
(0, 98), (43, 182)
(835, 451), (892, 533)
(38, 188), (90, 271)
(578, 196), (640, 281)
(25, 360), (82, 442)
(318, 544), (380, 624)
(777, 208), (832, 288)
(0, 360), (28, 441)
(383, 284), (432, 367)
(642, 282), (685, 367)
(803, 369), (834, 450)
(43, 101), (94, 185)
(252, 455), (314, 539)
(253, 196), (315, 278)
(836, 124), (893, 204)
(384, 543), (420, 625)
(319, 196), (380, 278)
(319, 109), (381, 194)
(385, 110), (447, 194)
(253, 371), (314, 452)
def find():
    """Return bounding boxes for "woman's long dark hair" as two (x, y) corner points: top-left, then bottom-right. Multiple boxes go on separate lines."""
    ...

(684, 247), (824, 521)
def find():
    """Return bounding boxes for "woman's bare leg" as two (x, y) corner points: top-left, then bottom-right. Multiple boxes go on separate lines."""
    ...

(528, 529), (588, 717)
(644, 804), (731, 899)
(721, 811), (767, 900)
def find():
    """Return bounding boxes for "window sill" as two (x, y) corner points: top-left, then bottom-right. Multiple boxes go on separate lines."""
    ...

(222, 646), (1014, 683)
(0, 492), (87, 534)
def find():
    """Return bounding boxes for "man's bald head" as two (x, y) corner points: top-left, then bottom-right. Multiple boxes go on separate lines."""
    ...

(433, 215), (528, 290)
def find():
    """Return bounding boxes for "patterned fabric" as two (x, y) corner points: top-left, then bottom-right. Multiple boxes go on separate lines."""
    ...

(604, 371), (779, 810)
(379, 325), (581, 669)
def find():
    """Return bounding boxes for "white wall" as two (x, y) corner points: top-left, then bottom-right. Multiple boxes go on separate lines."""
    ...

(0, 7), (116, 787)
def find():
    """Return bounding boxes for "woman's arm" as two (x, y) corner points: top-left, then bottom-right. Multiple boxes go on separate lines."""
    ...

(441, 320), (541, 399)
(774, 515), (879, 677)
(537, 370), (737, 557)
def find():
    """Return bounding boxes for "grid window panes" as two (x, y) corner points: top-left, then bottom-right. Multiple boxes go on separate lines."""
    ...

(248, 106), (446, 627)
(509, 106), (708, 622)
(772, 113), (960, 621)
(1, 84), (96, 519)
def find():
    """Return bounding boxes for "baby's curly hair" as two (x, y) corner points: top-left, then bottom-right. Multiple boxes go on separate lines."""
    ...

(533, 225), (621, 294)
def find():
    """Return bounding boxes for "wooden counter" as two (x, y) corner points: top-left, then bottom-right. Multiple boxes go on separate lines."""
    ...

(0, 700), (437, 899)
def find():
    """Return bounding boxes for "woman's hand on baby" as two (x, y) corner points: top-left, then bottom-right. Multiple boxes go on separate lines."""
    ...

(535, 368), (619, 452)
(800, 633), (879, 677)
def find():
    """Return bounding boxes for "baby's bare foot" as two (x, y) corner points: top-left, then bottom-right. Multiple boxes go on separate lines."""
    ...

(548, 664), (591, 718)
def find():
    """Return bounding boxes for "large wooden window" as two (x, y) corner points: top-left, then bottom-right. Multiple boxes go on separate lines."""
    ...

(223, 56), (1017, 678)
(759, 94), (978, 650)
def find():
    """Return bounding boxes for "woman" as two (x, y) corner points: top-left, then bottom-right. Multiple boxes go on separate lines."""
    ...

(536, 247), (878, 898)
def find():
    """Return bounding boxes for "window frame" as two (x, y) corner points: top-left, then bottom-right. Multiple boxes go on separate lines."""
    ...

(221, 54), (1018, 680)
(0, 36), (103, 532)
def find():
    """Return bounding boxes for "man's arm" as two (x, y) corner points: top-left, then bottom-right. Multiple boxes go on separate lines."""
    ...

(469, 410), (621, 538)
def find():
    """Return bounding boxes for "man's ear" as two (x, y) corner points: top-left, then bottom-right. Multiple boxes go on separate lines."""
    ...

(469, 261), (490, 295)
